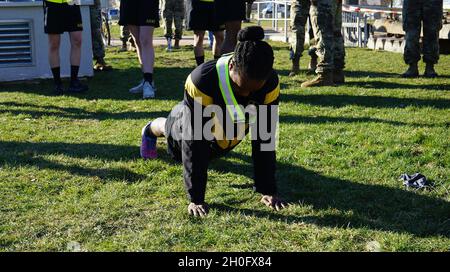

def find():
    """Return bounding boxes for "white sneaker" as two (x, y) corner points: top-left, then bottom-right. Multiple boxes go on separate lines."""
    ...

(129, 80), (144, 94)
(143, 81), (156, 99)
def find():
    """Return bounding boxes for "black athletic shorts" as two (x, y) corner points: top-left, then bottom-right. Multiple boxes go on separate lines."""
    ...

(185, 0), (225, 31)
(119, 0), (160, 27)
(165, 102), (223, 162)
(165, 102), (184, 162)
(43, 1), (83, 34)
(215, 0), (246, 24)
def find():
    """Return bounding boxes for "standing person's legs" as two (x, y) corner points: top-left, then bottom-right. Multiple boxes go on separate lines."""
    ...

(311, 0), (334, 74)
(221, 20), (241, 54)
(289, 0), (310, 76)
(127, 24), (150, 95)
(119, 26), (129, 51)
(135, 0), (159, 98)
(217, 0), (246, 54)
(128, 25), (142, 65)
(128, 24), (157, 98)
(69, 31), (82, 69)
(44, 0), (70, 94)
(90, 2), (104, 62)
(48, 34), (61, 71)
(90, 1), (112, 71)
(48, 34), (62, 89)
(194, 30), (206, 66)
(402, 0), (421, 77)
(173, 1), (185, 49)
(307, 18), (318, 75)
(301, 0), (335, 87)
(63, 2), (88, 92)
(67, 30), (88, 92)
(173, 14), (183, 48)
(332, 0), (345, 84)
(212, 31), (224, 59)
(139, 26), (156, 77)
(422, 0), (443, 77)
(163, 0), (174, 49)
(245, 1), (253, 22)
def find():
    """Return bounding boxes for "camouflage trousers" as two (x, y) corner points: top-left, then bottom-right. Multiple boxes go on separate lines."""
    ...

(246, 0), (255, 20)
(403, 0), (443, 64)
(310, 0), (345, 72)
(90, 0), (105, 60)
(162, 0), (185, 40)
(290, 0), (311, 60)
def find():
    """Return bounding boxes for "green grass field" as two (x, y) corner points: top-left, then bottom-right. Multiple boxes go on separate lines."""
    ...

(0, 42), (449, 251)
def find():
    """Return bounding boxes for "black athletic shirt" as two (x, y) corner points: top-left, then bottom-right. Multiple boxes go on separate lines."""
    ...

(181, 58), (280, 204)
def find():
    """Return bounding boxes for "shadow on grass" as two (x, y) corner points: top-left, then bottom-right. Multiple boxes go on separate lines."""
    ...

(344, 70), (403, 78)
(280, 94), (450, 109)
(345, 70), (450, 79)
(210, 152), (450, 238)
(279, 114), (450, 128)
(344, 81), (450, 91)
(0, 101), (170, 121)
(0, 66), (193, 101)
(279, 71), (450, 90)
(0, 141), (144, 183)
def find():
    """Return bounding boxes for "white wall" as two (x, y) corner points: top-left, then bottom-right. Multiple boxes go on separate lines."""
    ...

(0, 1), (94, 82)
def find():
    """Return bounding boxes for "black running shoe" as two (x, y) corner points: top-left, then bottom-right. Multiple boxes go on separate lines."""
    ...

(67, 80), (88, 93)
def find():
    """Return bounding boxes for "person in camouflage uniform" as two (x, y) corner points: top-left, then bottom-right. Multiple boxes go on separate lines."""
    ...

(244, 0), (255, 23)
(301, 0), (345, 87)
(118, 25), (134, 52)
(90, 0), (112, 71)
(161, 0), (185, 51)
(289, 0), (310, 76)
(402, 0), (443, 78)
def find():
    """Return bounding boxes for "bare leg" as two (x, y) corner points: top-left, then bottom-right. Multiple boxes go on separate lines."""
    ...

(48, 34), (61, 68)
(212, 31), (224, 57)
(69, 31), (82, 66)
(128, 25), (142, 65)
(194, 30), (205, 58)
(149, 117), (167, 137)
(221, 20), (241, 54)
(138, 26), (155, 73)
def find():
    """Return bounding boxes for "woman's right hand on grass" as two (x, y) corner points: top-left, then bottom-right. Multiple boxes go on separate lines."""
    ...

(188, 202), (209, 217)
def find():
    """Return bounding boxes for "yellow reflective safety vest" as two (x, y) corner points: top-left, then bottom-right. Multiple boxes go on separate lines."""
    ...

(216, 54), (246, 124)
(45, 0), (70, 4)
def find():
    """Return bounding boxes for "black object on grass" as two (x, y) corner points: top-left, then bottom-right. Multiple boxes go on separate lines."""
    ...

(400, 173), (433, 189)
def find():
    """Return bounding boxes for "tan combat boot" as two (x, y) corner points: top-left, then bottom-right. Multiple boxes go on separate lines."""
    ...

(301, 71), (334, 88)
(424, 63), (438, 78)
(333, 69), (345, 84)
(401, 63), (419, 78)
